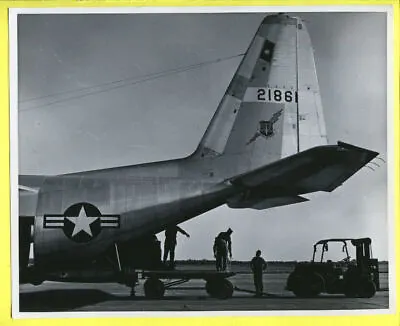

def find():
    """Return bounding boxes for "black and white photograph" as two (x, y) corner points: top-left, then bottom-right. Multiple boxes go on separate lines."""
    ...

(12, 7), (394, 317)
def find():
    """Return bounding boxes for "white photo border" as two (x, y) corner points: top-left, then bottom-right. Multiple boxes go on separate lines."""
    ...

(9, 4), (396, 319)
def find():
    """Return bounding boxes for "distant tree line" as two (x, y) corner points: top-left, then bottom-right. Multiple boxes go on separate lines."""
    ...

(175, 260), (300, 265)
(175, 259), (389, 265)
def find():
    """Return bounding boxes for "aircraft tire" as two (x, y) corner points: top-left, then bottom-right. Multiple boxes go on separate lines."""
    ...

(144, 278), (165, 299)
(27, 268), (44, 286)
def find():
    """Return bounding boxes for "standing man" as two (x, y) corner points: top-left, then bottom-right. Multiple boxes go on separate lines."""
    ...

(163, 225), (190, 269)
(213, 228), (233, 271)
(250, 250), (267, 297)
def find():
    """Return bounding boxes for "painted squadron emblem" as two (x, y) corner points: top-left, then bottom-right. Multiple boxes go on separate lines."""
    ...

(44, 202), (120, 243)
(246, 109), (283, 145)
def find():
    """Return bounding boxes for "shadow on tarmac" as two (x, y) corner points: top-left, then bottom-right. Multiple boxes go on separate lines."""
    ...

(20, 287), (384, 312)
(20, 289), (115, 312)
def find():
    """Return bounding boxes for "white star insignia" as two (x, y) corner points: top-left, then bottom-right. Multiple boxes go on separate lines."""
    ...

(66, 206), (99, 237)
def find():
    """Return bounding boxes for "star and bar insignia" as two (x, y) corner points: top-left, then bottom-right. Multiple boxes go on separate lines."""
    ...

(44, 202), (120, 243)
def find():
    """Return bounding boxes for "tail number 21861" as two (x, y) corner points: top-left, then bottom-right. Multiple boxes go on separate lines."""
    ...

(256, 88), (298, 103)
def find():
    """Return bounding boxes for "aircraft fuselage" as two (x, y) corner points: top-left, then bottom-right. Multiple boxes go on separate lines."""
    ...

(21, 156), (238, 268)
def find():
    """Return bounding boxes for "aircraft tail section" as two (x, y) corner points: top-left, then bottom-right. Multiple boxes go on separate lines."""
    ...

(194, 14), (327, 176)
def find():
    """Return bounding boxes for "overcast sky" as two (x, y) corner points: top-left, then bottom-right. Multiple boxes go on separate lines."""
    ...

(17, 12), (389, 261)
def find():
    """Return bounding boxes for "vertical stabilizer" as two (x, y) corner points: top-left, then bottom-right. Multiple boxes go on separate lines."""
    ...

(194, 14), (327, 176)
(296, 20), (328, 151)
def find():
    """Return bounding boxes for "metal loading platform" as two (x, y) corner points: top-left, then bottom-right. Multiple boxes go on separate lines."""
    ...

(139, 270), (236, 299)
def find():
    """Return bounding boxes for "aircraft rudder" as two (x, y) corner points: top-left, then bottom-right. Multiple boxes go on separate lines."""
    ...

(193, 14), (327, 177)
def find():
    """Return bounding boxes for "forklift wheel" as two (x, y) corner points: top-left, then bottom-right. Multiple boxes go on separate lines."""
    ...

(358, 280), (376, 298)
(292, 272), (324, 298)
(344, 287), (358, 298)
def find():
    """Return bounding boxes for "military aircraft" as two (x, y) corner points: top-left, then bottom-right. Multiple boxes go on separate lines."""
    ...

(18, 13), (378, 284)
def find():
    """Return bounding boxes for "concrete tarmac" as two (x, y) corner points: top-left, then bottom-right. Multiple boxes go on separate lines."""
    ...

(19, 273), (389, 312)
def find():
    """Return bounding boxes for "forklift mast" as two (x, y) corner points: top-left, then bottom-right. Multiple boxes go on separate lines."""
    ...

(351, 238), (372, 269)
(351, 237), (380, 290)
(351, 238), (371, 264)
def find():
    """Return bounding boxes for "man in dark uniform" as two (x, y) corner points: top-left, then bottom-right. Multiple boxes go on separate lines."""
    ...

(163, 225), (190, 269)
(213, 228), (233, 271)
(250, 250), (267, 297)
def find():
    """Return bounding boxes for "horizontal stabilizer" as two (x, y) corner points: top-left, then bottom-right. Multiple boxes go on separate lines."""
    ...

(228, 194), (308, 210)
(18, 185), (39, 193)
(19, 175), (48, 190)
(229, 142), (378, 194)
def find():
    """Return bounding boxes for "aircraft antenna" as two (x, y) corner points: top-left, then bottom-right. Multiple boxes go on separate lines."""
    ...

(295, 17), (300, 153)
(19, 53), (245, 112)
(365, 165), (375, 171)
(370, 161), (381, 168)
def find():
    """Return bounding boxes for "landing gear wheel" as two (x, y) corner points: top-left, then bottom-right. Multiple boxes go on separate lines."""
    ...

(25, 267), (44, 286)
(144, 278), (165, 299)
(31, 277), (44, 286)
(206, 279), (234, 299)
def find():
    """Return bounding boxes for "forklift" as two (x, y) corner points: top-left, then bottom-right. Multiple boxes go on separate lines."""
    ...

(286, 238), (379, 298)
